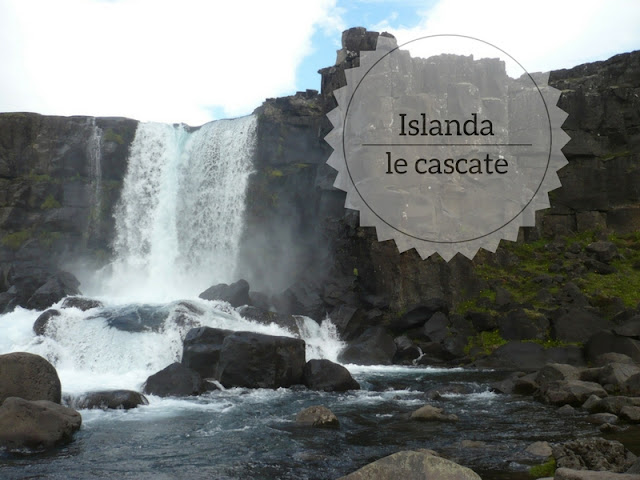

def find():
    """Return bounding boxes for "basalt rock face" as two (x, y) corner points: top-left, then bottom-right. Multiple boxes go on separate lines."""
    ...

(0, 113), (137, 309)
(1, 29), (640, 348)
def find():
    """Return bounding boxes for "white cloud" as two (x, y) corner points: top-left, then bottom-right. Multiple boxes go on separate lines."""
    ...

(372, 0), (640, 77)
(0, 0), (341, 125)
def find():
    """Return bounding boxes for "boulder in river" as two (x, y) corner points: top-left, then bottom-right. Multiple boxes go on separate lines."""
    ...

(0, 397), (81, 451)
(181, 327), (234, 378)
(338, 327), (397, 365)
(295, 405), (339, 428)
(0, 352), (61, 404)
(33, 308), (61, 335)
(199, 279), (250, 307)
(410, 404), (458, 422)
(143, 363), (209, 397)
(70, 390), (149, 410)
(302, 359), (360, 392)
(337, 450), (481, 480)
(60, 296), (103, 311)
(215, 330), (306, 389)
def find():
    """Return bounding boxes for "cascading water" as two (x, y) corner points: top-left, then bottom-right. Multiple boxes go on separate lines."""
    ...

(107, 115), (257, 301)
(0, 114), (346, 394)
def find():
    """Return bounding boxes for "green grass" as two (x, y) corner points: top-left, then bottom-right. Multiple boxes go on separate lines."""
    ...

(529, 458), (556, 477)
(464, 329), (507, 356)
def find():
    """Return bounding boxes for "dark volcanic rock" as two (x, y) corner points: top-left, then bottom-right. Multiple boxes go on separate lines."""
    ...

(199, 279), (250, 307)
(237, 305), (299, 335)
(422, 312), (450, 343)
(143, 363), (208, 397)
(71, 390), (148, 410)
(33, 308), (60, 335)
(391, 299), (448, 331)
(586, 241), (618, 263)
(0, 397), (82, 451)
(614, 319), (640, 338)
(329, 305), (368, 341)
(486, 341), (547, 370)
(552, 437), (635, 472)
(338, 327), (397, 365)
(393, 335), (422, 364)
(466, 311), (497, 332)
(0, 352), (61, 403)
(585, 330), (640, 363)
(26, 271), (81, 310)
(552, 308), (612, 343)
(497, 308), (549, 341)
(302, 359), (360, 392)
(93, 304), (170, 332)
(61, 296), (103, 311)
(216, 331), (306, 389)
(181, 327), (234, 378)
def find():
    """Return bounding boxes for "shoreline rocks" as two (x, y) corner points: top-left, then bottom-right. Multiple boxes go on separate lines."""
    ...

(0, 397), (82, 451)
(0, 352), (61, 404)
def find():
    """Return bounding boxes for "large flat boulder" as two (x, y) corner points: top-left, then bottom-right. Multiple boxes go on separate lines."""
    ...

(215, 331), (306, 389)
(302, 359), (360, 392)
(143, 363), (208, 397)
(181, 327), (234, 378)
(0, 397), (81, 451)
(0, 352), (61, 404)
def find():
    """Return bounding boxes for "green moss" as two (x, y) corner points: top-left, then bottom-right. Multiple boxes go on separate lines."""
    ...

(1, 229), (31, 250)
(578, 231), (640, 307)
(40, 194), (61, 210)
(454, 289), (497, 315)
(600, 150), (632, 161)
(464, 329), (507, 356)
(104, 128), (124, 145)
(268, 168), (284, 177)
(26, 172), (56, 183)
(39, 231), (62, 248)
(353, 267), (359, 277)
(529, 457), (556, 477)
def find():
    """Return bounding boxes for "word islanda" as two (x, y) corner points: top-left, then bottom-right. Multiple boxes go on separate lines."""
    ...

(385, 113), (509, 175)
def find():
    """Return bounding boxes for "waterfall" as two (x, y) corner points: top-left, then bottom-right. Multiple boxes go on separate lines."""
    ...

(86, 119), (103, 241)
(106, 115), (257, 301)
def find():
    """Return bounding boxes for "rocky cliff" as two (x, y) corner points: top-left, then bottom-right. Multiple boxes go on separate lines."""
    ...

(1, 28), (639, 333)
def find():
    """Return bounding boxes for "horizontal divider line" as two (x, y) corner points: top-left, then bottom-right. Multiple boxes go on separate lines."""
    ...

(361, 143), (533, 146)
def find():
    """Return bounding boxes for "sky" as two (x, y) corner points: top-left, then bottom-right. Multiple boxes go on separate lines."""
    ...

(0, 0), (639, 126)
